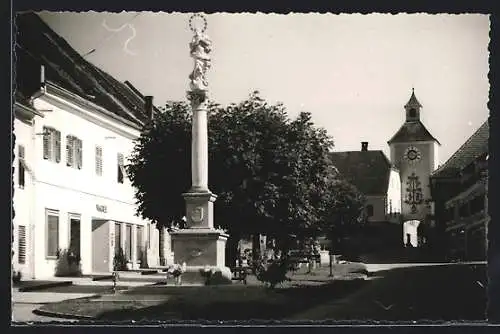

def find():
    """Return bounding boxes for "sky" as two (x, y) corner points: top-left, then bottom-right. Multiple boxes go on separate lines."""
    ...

(39, 12), (490, 164)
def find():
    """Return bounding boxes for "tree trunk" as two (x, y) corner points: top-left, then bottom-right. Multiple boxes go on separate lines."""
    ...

(252, 234), (260, 262)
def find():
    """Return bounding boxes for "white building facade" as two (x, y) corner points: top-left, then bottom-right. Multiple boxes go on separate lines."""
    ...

(12, 84), (166, 279)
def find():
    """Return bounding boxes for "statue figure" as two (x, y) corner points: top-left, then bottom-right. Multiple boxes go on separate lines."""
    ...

(189, 31), (212, 93)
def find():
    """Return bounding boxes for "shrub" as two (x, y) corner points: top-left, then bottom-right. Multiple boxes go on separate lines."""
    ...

(12, 270), (22, 284)
(199, 266), (232, 286)
(55, 248), (82, 277)
(113, 247), (128, 271)
(255, 258), (290, 289)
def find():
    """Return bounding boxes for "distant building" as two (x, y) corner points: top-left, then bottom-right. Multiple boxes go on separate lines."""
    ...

(329, 89), (440, 248)
(329, 142), (402, 224)
(12, 13), (171, 279)
(430, 121), (488, 261)
(388, 89), (440, 247)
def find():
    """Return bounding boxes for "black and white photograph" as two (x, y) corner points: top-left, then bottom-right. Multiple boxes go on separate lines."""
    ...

(11, 10), (493, 324)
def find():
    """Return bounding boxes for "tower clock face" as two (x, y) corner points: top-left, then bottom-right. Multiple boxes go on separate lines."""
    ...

(403, 146), (421, 164)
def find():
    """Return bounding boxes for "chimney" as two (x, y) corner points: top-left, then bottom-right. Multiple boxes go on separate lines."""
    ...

(361, 142), (368, 151)
(145, 96), (154, 120)
(40, 64), (46, 89)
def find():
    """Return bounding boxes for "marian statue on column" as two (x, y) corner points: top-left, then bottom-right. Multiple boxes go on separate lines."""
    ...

(189, 30), (212, 93)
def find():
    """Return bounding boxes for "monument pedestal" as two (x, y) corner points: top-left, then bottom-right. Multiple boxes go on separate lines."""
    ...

(170, 191), (231, 285)
(170, 228), (231, 285)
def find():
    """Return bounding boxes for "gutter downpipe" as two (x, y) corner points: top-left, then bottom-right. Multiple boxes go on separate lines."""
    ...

(27, 65), (47, 279)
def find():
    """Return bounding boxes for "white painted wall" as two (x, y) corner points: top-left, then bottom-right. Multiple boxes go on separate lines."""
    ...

(12, 93), (164, 278)
(390, 141), (436, 222)
(12, 117), (37, 278)
(385, 169), (402, 223)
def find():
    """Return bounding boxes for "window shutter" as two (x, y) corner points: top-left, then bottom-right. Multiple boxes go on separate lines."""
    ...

(95, 146), (103, 176)
(76, 139), (83, 169)
(54, 130), (61, 163)
(43, 127), (50, 159)
(18, 145), (26, 188)
(118, 153), (124, 166)
(18, 145), (25, 160)
(117, 153), (124, 183)
(66, 135), (74, 167)
(18, 225), (26, 264)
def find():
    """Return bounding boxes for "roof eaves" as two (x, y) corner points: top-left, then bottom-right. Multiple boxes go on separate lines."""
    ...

(45, 81), (143, 131)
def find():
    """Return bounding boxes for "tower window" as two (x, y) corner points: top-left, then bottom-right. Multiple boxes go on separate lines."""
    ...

(409, 108), (417, 118)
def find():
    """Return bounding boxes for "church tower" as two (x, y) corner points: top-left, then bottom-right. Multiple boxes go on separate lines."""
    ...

(388, 89), (440, 222)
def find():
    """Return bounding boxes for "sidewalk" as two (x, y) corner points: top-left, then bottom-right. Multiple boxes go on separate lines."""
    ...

(365, 261), (487, 273)
(12, 291), (96, 304)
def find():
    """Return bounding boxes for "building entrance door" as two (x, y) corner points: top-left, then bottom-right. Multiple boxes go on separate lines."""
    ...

(69, 216), (81, 259)
(92, 219), (110, 273)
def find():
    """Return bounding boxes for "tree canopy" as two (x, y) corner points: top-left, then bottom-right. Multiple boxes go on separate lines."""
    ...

(127, 91), (366, 261)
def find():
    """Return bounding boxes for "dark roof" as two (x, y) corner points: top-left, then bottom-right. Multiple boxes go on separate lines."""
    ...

(388, 120), (440, 145)
(328, 150), (393, 196)
(432, 120), (489, 178)
(404, 89), (422, 109)
(15, 13), (150, 127)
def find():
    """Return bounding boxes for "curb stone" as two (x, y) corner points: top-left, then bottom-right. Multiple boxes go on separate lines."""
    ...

(18, 281), (73, 292)
(32, 308), (95, 320)
(31, 294), (104, 320)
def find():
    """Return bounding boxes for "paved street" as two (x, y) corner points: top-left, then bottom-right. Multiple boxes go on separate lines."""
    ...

(14, 262), (487, 322)
(290, 262), (487, 321)
(11, 276), (155, 323)
(11, 291), (97, 323)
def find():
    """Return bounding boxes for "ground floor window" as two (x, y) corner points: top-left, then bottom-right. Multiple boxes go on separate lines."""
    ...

(147, 224), (151, 249)
(125, 224), (132, 261)
(115, 223), (122, 254)
(46, 209), (59, 258)
(69, 215), (81, 259)
(137, 226), (144, 262)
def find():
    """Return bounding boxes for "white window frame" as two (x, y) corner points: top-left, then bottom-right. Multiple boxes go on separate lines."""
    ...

(45, 209), (60, 259)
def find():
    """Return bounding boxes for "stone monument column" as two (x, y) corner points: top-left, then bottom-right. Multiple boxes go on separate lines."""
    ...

(170, 14), (231, 284)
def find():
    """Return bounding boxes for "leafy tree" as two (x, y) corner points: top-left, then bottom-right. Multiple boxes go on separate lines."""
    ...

(208, 92), (334, 262)
(318, 174), (366, 255)
(127, 102), (192, 228)
(127, 91), (335, 266)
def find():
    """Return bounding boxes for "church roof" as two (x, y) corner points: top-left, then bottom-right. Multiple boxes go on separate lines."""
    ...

(15, 13), (154, 128)
(432, 120), (489, 178)
(404, 88), (422, 109)
(388, 120), (440, 145)
(328, 150), (393, 196)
